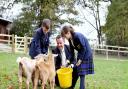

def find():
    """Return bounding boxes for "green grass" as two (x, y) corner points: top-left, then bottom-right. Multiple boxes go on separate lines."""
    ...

(0, 53), (128, 89)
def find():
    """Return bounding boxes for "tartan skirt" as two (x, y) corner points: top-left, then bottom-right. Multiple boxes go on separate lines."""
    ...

(77, 55), (94, 75)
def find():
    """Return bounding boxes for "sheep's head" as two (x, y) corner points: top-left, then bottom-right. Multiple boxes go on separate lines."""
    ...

(34, 54), (48, 62)
(36, 53), (58, 64)
(48, 54), (58, 60)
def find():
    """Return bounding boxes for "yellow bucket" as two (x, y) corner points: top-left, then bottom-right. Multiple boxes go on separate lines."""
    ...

(57, 67), (73, 88)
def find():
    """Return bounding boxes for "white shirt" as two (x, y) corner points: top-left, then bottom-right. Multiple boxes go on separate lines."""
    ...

(60, 48), (66, 66)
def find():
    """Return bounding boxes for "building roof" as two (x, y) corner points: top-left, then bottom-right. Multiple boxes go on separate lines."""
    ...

(0, 17), (12, 23)
(0, 17), (12, 26)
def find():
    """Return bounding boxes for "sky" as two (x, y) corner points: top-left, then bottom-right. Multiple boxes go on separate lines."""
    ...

(2, 3), (23, 19)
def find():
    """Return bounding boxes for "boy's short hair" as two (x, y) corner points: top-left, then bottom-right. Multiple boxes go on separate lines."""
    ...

(41, 19), (51, 29)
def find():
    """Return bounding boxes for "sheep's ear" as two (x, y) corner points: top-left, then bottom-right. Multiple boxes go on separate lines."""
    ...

(34, 54), (44, 59)
(34, 55), (39, 59)
(53, 54), (58, 57)
(43, 54), (48, 57)
(16, 57), (22, 63)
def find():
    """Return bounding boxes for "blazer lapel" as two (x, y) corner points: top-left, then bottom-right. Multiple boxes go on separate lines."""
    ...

(57, 48), (62, 62)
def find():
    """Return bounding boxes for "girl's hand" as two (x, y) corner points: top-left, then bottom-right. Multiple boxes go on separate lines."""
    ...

(67, 64), (74, 68)
(76, 59), (82, 66)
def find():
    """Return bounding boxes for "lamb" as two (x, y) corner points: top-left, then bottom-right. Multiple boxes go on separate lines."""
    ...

(16, 54), (45, 89)
(33, 52), (57, 89)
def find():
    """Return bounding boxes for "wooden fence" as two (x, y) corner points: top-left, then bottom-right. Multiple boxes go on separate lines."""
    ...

(0, 34), (32, 54)
(91, 44), (128, 60)
(0, 34), (128, 60)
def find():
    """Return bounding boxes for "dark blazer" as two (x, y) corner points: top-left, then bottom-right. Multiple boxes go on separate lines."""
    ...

(69, 32), (94, 75)
(52, 45), (76, 70)
(29, 28), (50, 59)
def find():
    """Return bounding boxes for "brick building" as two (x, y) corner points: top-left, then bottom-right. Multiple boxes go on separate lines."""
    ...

(0, 17), (12, 40)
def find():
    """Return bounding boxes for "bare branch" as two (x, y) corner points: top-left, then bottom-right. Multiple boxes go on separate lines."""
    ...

(78, 7), (97, 30)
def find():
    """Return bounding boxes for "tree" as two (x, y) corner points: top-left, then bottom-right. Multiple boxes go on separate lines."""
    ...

(0, 0), (19, 18)
(103, 0), (128, 47)
(77, 0), (111, 44)
(11, 0), (82, 36)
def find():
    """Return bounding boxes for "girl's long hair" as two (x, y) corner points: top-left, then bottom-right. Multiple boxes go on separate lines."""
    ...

(61, 25), (75, 37)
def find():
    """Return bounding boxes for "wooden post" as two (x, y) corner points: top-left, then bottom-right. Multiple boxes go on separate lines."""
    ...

(8, 35), (10, 45)
(118, 47), (120, 59)
(8, 30), (10, 45)
(11, 34), (15, 53)
(24, 36), (28, 54)
(106, 45), (108, 60)
(15, 35), (17, 52)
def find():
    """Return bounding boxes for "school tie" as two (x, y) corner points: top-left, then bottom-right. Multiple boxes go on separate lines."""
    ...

(70, 39), (75, 47)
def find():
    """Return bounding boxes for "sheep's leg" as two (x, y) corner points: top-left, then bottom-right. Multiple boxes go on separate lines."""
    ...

(41, 81), (46, 89)
(19, 75), (22, 89)
(50, 79), (55, 89)
(18, 63), (23, 89)
(42, 77), (47, 89)
(33, 77), (38, 89)
(26, 79), (30, 89)
(33, 68), (39, 89)
(26, 74), (31, 89)
(32, 74), (35, 88)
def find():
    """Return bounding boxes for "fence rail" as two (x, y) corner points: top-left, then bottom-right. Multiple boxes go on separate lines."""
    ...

(0, 34), (128, 60)
(0, 34), (32, 53)
(92, 45), (128, 60)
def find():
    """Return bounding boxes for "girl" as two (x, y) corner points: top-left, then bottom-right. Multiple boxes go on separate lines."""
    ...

(61, 25), (94, 89)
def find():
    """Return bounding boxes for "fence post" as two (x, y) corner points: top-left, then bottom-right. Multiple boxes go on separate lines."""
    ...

(106, 45), (108, 60)
(8, 35), (10, 45)
(118, 47), (120, 59)
(24, 36), (28, 54)
(12, 34), (15, 53)
(15, 35), (17, 52)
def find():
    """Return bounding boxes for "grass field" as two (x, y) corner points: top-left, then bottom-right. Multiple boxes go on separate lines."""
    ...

(0, 52), (128, 89)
